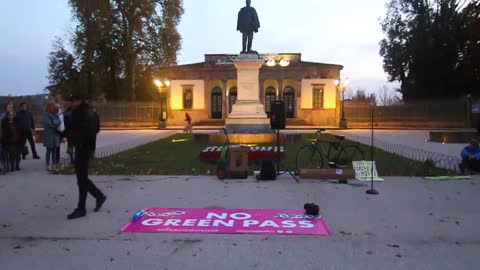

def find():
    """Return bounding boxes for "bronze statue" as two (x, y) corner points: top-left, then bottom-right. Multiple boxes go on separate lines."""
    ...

(237, 0), (260, 53)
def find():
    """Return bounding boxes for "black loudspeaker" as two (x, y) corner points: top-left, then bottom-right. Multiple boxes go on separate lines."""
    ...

(270, 100), (286, 130)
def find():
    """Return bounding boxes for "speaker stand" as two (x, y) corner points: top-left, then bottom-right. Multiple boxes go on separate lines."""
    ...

(366, 103), (379, 195)
(275, 129), (299, 183)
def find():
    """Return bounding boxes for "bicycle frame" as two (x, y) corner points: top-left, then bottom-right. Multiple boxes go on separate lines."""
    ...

(311, 130), (342, 163)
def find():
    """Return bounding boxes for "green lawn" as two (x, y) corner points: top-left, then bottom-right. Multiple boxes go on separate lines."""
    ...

(88, 133), (449, 176)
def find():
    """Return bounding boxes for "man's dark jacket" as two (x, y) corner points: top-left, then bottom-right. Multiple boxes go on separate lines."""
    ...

(70, 103), (98, 151)
(16, 110), (35, 134)
(237, 6), (260, 34)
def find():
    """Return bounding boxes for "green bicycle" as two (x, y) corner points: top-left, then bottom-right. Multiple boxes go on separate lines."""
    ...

(296, 129), (364, 171)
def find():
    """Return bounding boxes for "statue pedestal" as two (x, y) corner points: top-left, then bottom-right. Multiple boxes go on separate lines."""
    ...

(225, 53), (271, 134)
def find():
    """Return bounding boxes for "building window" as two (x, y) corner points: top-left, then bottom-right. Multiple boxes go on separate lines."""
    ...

(211, 87), (223, 119)
(283, 87), (295, 118)
(265, 87), (276, 116)
(229, 87), (237, 113)
(312, 86), (324, 109)
(183, 87), (193, 109)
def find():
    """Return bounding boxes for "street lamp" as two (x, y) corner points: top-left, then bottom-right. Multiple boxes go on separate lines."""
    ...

(335, 77), (350, 129)
(154, 78), (170, 129)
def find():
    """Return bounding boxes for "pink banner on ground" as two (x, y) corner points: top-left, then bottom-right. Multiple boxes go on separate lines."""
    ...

(121, 208), (330, 236)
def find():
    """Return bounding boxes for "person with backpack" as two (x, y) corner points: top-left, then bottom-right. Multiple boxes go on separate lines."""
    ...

(66, 93), (106, 220)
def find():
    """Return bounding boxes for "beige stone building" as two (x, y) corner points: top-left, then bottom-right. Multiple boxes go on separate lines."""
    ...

(158, 53), (343, 127)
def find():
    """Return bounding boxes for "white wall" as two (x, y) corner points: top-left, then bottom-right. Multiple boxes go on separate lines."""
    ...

(301, 79), (337, 109)
(170, 80), (205, 110)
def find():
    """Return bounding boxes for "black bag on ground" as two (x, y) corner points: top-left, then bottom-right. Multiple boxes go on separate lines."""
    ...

(257, 160), (276, 181)
(22, 146), (29, 157)
(304, 203), (320, 216)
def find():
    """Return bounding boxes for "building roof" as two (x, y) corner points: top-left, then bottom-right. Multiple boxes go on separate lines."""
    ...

(162, 53), (343, 71)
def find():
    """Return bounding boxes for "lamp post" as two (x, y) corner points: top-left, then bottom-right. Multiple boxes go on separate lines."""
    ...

(154, 79), (170, 129)
(335, 77), (350, 129)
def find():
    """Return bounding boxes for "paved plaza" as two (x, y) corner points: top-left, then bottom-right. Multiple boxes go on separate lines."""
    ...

(329, 129), (466, 158)
(1, 129), (479, 269)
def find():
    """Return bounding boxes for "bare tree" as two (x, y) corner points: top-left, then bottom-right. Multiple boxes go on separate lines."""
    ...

(377, 85), (402, 105)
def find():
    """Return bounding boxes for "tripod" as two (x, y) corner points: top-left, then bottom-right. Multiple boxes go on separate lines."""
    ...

(275, 129), (299, 183)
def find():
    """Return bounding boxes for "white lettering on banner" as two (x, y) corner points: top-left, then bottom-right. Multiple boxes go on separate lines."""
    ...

(183, 219), (197, 226)
(212, 220), (235, 227)
(198, 219), (211, 227)
(230, 213), (252, 220)
(281, 220), (297, 228)
(299, 221), (314, 228)
(259, 220), (280, 228)
(206, 212), (252, 220)
(278, 214), (321, 220)
(206, 212), (228, 220)
(145, 211), (186, 217)
(142, 219), (163, 226)
(243, 220), (260, 227)
(164, 219), (182, 226)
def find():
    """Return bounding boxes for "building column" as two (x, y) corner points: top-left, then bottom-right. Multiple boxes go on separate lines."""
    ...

(296, 79), (302, 119)
(222, 80), (228, 119)
(277, 80), (283, 100)
(259, 79), (265, 105)
(204, 79), (210, 118)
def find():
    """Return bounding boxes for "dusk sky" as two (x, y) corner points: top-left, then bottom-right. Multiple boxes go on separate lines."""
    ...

(0, 0), (399, 96)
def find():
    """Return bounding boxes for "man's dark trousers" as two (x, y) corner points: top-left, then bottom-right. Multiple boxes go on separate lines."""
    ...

(75, 146), (104, 210)
(25, 131), (38, 157)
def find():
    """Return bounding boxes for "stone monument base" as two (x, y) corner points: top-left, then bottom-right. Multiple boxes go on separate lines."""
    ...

(224, 54), (271, 134)
(225, 116), (272, 133)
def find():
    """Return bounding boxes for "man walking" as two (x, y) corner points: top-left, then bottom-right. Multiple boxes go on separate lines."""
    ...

(67, 94), (106, 220)
(17, 102), (40, 159)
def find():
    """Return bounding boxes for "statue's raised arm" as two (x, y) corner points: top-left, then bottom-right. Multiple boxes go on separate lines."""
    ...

(237, 0), (260, 53)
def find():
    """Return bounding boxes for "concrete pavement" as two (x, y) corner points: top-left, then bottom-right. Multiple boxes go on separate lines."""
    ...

(1, 172), (479, 270)
(2, 129), (479, 269)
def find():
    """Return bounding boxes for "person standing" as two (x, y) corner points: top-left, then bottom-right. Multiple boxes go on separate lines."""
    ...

(1, 112), (24, 171)
(63, 106), (75, 165)
(91, 108), (100, 160)
(55, 104), (66, 168)
(67, 94), (106, 220)
(184, 112), (192, 133)
(0, 103), (13, 172)
(43, 103), (61, 171)
(17, 102), (40, 159)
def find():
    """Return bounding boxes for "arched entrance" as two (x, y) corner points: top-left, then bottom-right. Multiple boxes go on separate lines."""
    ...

(265, 87), (276, 117)
(211, 87), (223, 119)
(283, 87), (295, 118)
(228, 87), (237, 114)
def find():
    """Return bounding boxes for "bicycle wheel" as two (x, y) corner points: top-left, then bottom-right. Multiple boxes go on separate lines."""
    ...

(335, 145), (364, 168)
(296, 145), (324, 171)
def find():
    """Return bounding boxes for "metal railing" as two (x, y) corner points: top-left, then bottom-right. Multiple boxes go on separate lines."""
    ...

(345, 99), (468, 124)
(341, 133), (461, 172)
(2, 98), (471, 129)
